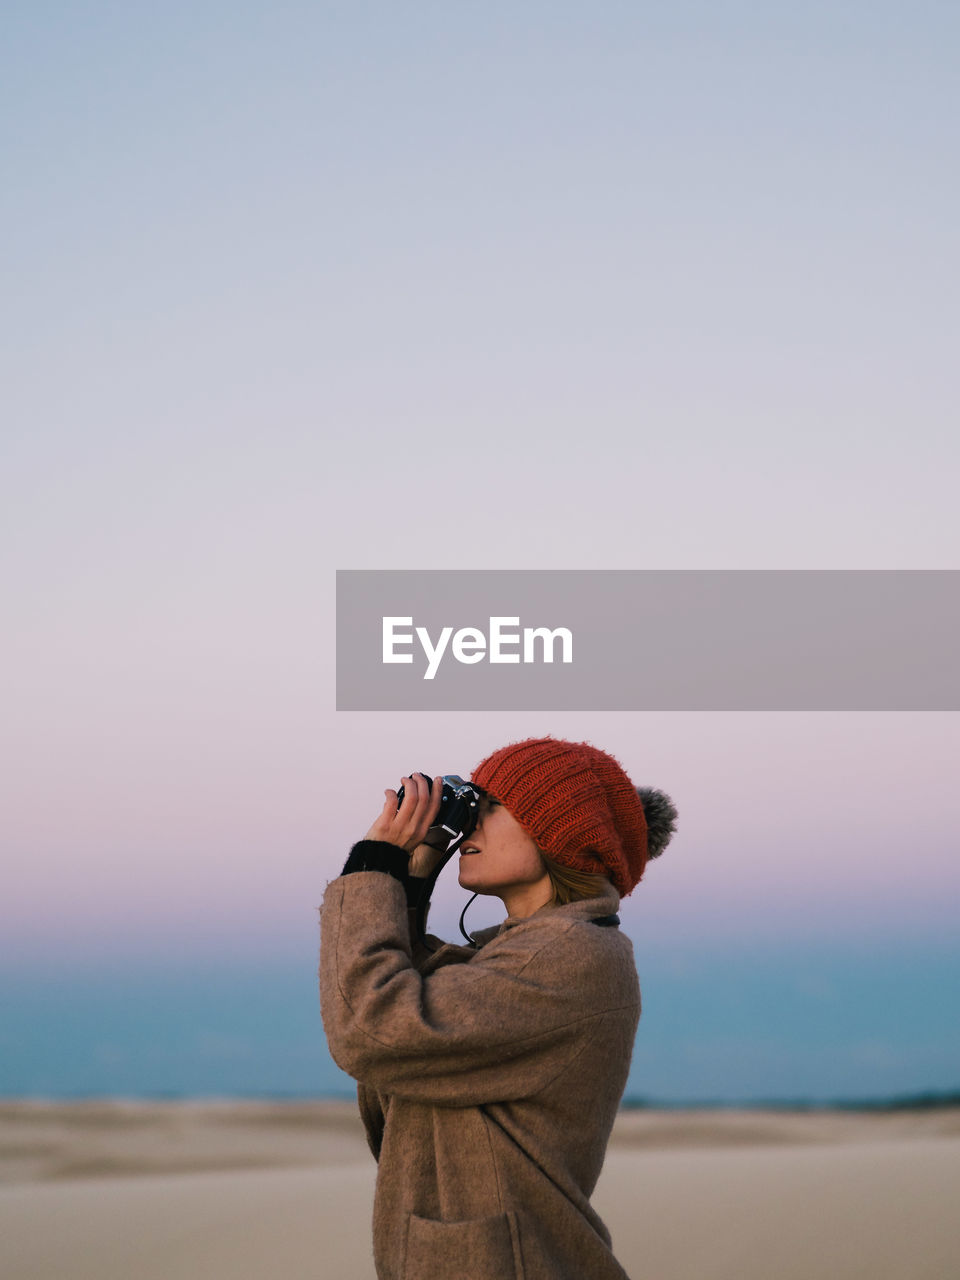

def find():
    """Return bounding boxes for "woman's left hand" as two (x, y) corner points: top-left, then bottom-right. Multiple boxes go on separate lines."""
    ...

(365, 772), (443, 855)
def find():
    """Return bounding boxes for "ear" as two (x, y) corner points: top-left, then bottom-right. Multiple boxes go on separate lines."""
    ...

(636, 787), (678, 859)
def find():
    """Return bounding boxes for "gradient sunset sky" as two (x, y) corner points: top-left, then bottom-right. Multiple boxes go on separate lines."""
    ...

(2, 1), (958, 1102)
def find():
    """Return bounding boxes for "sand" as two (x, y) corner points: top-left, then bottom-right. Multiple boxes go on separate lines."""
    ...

(1, 1100), (958, 1279)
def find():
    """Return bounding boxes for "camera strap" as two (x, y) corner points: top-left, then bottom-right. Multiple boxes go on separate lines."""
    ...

(412, 834), (468, 951)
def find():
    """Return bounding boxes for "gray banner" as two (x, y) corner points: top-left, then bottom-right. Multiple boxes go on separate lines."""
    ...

(336, 570), (959, 710)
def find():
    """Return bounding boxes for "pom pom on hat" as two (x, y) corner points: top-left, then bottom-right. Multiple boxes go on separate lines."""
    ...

(635, 786), (679, 860)
(471, 736), (677, 897)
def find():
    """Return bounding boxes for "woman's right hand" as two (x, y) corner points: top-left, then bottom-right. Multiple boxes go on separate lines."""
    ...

(364, 772), (443, 856)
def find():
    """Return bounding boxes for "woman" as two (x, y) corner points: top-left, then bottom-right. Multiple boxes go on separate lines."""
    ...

(319, 736), (677, 1280)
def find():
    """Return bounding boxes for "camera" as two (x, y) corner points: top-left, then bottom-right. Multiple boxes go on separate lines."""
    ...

(396, 773), (482, 847)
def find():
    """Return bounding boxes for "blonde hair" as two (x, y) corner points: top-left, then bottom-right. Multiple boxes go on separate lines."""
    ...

(540, 854), (614, 906)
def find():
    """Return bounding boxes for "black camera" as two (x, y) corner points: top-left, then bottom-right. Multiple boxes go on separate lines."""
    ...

(396, 773), (482, 848)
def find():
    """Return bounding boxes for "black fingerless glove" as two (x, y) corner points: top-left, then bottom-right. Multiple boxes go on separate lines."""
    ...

(341, 841), (431, 909)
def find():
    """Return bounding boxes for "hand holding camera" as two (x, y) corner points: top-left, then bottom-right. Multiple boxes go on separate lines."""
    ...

(365, 772), (444, 856)
(365, 772), (483, 879)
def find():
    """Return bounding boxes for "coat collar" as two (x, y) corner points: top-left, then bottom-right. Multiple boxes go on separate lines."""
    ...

(470, 884), (622, 947)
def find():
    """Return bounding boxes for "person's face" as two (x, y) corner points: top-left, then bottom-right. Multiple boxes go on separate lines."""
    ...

(458, 792), (552, 915)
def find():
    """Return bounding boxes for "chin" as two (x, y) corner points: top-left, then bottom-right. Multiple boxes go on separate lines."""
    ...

(459, 871), (492, 895)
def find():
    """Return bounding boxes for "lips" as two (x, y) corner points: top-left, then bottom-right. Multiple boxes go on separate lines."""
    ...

(460, 845), (481, 855)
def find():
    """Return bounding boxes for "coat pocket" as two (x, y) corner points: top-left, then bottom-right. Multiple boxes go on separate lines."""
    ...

(402, 1209), (524, 1280)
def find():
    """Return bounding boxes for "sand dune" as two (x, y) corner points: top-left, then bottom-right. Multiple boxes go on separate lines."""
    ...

(1, 1102), (958, 1279)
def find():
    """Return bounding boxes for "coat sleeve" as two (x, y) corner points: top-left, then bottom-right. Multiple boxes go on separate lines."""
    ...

(319, 870), (633, 1108)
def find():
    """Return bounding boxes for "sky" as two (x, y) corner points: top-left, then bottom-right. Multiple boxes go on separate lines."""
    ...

(2, 1), (958, 1102)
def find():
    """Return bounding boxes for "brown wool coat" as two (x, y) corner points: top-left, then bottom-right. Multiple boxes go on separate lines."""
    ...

(319, 869), (641, 1280)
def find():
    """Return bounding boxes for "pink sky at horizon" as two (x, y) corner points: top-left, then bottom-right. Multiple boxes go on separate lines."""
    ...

(5, 705), (957, 967)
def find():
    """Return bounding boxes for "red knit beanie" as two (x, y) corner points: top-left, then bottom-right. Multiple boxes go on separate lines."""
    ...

(471, 736), (668, 897)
